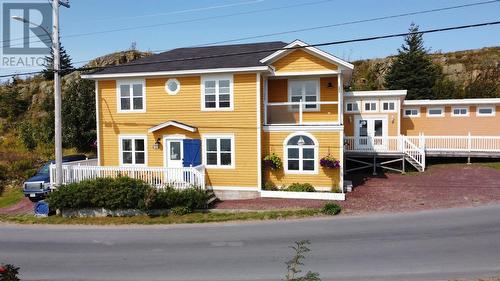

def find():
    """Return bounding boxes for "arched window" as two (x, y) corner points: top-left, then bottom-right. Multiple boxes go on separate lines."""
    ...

(285, 134), (317, 173)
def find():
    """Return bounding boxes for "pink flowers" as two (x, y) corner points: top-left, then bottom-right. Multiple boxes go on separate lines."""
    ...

(320, 155), (341, 169)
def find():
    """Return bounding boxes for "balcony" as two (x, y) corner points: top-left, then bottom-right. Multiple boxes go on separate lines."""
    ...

(265, 101), (340, 125)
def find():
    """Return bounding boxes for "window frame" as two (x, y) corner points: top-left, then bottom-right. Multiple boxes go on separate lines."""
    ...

(202, 134), (235, 169)
(116, 79), (146, 113)
(118, 135), (147, 166)
(476, 106), (496, 117)
(287, 79), (321, 112)
(381, 100), (397, 112)
(201, 75), (234, 111)
(451, 106), (469, 117)
(363, 100), (378, 112)
(165, 78), (181, 95)
(345, 101), (360, 113)
(283, 132), (319, 175)
(426, 107), (445, 117)
(403, 107), (420, 118)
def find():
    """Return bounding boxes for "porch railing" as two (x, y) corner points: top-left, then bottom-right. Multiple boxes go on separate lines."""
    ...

(266, 101), (339, 125)
(50, 163), (206, 190)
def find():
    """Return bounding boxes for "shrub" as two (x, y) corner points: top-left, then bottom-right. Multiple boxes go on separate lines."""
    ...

(18, 122), (37, 151)
(47, 177), (153, 210)
(286, 183), (315, 192)
(0, 164), (8, 195)
(263, 153), (282, 170)
(170, 206), (191, 216)
(263, 181), (278, 191)
(322, 203), (341, 215)
(9, 159), (36, 180)
(0, 264), (21, 281)
(149, 186), (207, 210)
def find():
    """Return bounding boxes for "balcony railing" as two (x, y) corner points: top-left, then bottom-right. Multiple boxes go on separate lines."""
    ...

(265, 101), (339, 125)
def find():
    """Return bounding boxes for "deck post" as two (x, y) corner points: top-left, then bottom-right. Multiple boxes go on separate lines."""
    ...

(467, 132), (472, 164)
(372, 156), (377, 176)
(402, 155), (406, 174)
(299, 99), (303, 125)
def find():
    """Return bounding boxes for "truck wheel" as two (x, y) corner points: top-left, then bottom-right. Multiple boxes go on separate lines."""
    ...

(28, 197), (41, 203)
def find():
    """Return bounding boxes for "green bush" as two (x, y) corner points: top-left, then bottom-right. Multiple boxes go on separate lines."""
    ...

(18, 122), (37, 151)
(263, 181), (278, 191)
(47, 177), (152, 210)
(322, 203), (341, 215)
(286, 183), (315, 192)
(170, 206), (192, 216)
(9, 159), (36, 180)
(0, 165), (8, 195)
(146, 186), (207, 210)
(0, 263), (21, 281)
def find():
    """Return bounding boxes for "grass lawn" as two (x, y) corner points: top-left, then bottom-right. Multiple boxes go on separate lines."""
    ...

(0, 208), (328, 225)
(0, 187), (24, 209)
(479, 162), (500, 169)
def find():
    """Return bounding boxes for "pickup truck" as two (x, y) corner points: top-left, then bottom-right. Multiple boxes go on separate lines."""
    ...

(23, 154), (88, 202)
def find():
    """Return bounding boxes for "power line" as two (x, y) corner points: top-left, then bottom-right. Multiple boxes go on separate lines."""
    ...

(2, 20), (499, 79)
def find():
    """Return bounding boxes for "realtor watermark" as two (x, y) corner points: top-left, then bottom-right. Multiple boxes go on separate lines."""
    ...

(1, 0), (52, 68)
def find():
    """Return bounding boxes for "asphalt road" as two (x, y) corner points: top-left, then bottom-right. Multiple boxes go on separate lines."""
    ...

(1, 205), (500, 281)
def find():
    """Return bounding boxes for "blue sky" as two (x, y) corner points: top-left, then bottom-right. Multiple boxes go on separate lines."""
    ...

(2, 0), (500, 77)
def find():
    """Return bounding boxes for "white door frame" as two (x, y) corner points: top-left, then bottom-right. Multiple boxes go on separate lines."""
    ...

(354, 115), (388, 150)
(163, 134), (186, 168)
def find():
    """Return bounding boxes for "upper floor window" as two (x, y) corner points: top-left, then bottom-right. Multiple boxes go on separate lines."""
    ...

(427, 107), (444, 117)
(381, 101), (396, 112)
(118, 80), (145, 113)
(288, 80), (319, 111)
(201, 75), (233, 111)
(404, 108), (420, 117)
(452, 107), (469, 117)
(345, 102), (359, 113)
(363, 101), (377, 112)
(119, 136), (146, 166)
(477, 106), (495, 117)
(285, 134), (317, 174)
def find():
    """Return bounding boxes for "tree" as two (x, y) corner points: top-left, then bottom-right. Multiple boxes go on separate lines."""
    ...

(384, 24), (440, 100)
(42, 43), (73, 80)
(61, 75), (96, 152)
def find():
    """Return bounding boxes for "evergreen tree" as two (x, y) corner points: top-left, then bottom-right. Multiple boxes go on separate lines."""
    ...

(384, 24), (440, 100)
(42, 43), (73, 80)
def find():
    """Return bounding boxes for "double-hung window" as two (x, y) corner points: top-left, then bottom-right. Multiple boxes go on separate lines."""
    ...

(382, 101), (396, 112)
(202, 75), (233, 110)
(119, 136), (146, 166)
(285, 134), (317, 174)
(404, 108), (420, 117)
(452, 107), (469, 117)
(363, 101), (377, 112)
(204, 135), (234, 168)
(289, 80), (319, 111)
(118, 80), (145, 112)
(345, 102), (360, 113)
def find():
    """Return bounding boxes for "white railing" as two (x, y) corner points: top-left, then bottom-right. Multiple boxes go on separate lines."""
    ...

(50, 164), (206, 190)
(402, 137), (425, 170)
(266, 101), (339, 125)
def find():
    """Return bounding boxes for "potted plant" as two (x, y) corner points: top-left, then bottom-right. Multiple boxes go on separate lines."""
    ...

(320, 155), (341, 169)
(263, 153), (283, 170)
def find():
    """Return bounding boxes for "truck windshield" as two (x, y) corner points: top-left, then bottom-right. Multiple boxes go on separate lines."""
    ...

(38, 164), (50, 174)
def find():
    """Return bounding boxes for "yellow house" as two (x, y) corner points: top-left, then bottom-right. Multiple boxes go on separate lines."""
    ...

(76, 40), (500, 200)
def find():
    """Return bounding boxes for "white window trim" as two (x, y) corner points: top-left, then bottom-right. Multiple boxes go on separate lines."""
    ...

(202, 134), (235, 169)
(427, 107), (445, 117)
(165, 78), (181, 95)
(363, 100), (378, 112)
(403, 107), (420, 118)
(201, 74), (234, 111)
(118, 135), (148, 166)
(451, 106), (469, 117)
(116, 79), (146, 113)
(345, 101), (360, 113)
(476, 106), (496, 117)
(287, 79), (321, 112)
(283, 132), (319, 175)
(381, 100), (397, 113)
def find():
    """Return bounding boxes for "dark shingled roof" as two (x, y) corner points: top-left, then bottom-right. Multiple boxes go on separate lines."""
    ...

(93, 41), (288, 75)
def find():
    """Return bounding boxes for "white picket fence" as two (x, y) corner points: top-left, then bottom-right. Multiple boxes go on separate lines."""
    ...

(50, 161), (205, 189)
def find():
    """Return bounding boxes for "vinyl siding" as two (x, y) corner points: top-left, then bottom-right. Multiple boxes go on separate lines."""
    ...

(262, 131), (341, 190)
(272, 49), (338, 73)
(401, 105), (500, 136)
(97, 73), (259, 188)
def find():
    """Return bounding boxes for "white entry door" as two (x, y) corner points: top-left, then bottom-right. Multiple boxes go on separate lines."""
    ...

(166, 139), (183, 168)
(354, 117), (387, 150)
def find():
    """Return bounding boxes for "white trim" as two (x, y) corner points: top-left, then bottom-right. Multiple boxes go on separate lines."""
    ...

(260, 190), (345, 200)
(201, 74), (234, 111)
(95, 81), (101, 166)
(263, 125), (344, 132)
(148, 121), (197, 133)
(118, 135), (148, 166)
(362, 100), (378, 112)
(427, 107), (445, 117)
(256, 73), (262, 189)
(476, 106), (496, 117)
(116, 79), (146, 113)
(260, 40), (354, 70)
(202, 134), (235, 169)
(345, 90), (407, 97)
(163, 135), (186, 168)
(381, 100), (397, 113)
(271, 70), (340, 77)
(451, 106), (469, 117)
(338, 74), (343, 125)
(283, 132), (319, 175)
(288, 78), (321, 112)
(345, 101), (360, 113)
(339, 130), (344, 194)
(165, 78), (180, 95)
(404, 98), (500, 106)
(81, 66), (271, 79)
(403, 107), (420, 118)
(210, 186), (260, 191)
